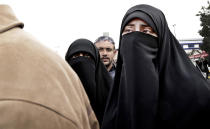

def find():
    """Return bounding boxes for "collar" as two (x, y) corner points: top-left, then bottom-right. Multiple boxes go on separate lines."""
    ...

(0, 5), (24, 33)
(109, 64), (116, 72)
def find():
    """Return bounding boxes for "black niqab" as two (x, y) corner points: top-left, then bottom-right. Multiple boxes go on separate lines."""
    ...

(102, 4), (210, 129)
(69, 56), (97, 109)
(65, 39), (112, 125)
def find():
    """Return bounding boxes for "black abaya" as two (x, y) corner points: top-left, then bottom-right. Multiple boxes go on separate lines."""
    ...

(65, 39), (112, 125)
(102, 4), (210, 129)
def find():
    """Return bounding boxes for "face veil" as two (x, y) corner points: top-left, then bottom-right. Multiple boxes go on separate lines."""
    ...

(68, 56), (96, 104)
(102, 4), (210, 129)
(65, 39), (112, 126)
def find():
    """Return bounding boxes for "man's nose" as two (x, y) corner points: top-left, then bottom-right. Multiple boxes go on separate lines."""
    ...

(101, 50), (108, 55)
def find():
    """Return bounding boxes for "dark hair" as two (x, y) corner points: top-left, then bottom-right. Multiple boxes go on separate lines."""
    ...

(94, 36), (115, 46)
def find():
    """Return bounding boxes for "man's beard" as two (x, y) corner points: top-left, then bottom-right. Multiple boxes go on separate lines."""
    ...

(102, 57), (110, 65)
(104, 61), (113, 71)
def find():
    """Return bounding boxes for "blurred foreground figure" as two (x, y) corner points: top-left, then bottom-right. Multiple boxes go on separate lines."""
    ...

(0, 5), (99, 129)
(102, 4), (210, 129)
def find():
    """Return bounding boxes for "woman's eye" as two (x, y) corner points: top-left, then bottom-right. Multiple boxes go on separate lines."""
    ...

(124, 29), (130, 32)
(72, 55), (78, 59)
(84, 55), (90, 58)
(142, 29), (158, 37)
(142, 30), (150, 33)
(142, 27), (153, 33)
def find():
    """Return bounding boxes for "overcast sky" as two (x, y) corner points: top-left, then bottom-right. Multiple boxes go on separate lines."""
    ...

(0, 0), (208, 57)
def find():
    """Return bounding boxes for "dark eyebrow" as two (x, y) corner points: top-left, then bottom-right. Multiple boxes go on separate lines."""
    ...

(126, 23), (135, 27)
(141, 24), (151, 27)
(98, 47), (105, 49)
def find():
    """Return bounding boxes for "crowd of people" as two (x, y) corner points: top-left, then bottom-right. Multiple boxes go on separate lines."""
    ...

(1, 3), (210, 129)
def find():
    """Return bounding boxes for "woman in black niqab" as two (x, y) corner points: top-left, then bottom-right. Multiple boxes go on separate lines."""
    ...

(65, 39), (112, 125)
(102, 4), (210, 129)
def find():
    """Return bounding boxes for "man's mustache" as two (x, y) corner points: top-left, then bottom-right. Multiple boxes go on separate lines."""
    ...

(101, 57), (110, 60)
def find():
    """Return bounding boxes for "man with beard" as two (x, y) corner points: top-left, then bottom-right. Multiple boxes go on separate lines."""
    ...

(102, 4), (210, 129)
(65, 39), (112, 126)
(94, 36), (116, 79)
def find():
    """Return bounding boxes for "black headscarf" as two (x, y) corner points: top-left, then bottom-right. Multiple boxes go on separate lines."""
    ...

(102, 4), (210, 129)
(65, 39), (112, 125)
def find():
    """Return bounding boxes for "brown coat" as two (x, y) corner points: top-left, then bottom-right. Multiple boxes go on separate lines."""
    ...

(0, 5), (99, 129)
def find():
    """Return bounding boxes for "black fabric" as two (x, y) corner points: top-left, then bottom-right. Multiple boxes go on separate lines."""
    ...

(102, 4), (210, 129)
(69, 56), (97, 109)
(65, 39), (97, 62)
(65, 39), (112, 126)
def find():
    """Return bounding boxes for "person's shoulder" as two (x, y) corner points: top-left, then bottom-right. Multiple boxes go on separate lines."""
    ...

(0, 99), (78, 129)
(0, 27), (99, 129)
